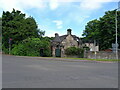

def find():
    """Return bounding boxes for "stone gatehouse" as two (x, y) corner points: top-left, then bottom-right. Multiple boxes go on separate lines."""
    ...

(51, 29), (82, 57)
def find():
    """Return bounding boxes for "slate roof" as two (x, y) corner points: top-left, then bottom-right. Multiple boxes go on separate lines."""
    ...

(52, 35), (61, 42)
(59, 35), (67, 42)
(52, 34), (82, 44)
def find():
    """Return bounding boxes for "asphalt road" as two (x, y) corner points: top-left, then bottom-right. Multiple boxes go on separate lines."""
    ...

(2, 55), (118, 88)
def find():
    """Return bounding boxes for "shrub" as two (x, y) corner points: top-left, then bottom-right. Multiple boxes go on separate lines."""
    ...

(83, 46), (90, 51)
(11, 38), (51, 57)
(2, 45), (9, 54)
(11, 44), (27, 56)
(65, 47), (84, 57)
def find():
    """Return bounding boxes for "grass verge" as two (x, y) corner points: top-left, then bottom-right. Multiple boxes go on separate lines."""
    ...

(62, 57), (120, 62)
(3, 54), (120, 62)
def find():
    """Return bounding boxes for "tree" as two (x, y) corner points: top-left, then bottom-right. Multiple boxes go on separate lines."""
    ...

(2, 9), (45, 53)
(82, 19), (100, 42)
(82, 10), (120, 50)
(0, 17), (2, 36)
(98, 10), (120, 50)
(0, 17), (2, 51)
(11, 38), (51, 56)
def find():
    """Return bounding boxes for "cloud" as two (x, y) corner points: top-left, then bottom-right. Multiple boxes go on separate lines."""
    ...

(0, 0), (118, 12)
(53, 20), (63, 29)
(0, 0), (46, 12)
(45, 30), (65, 37)
(80, 1), (102, 10)
(59, 0), (119, 2)
(49, 0), (59, 10)
(79, 0), (119, 10)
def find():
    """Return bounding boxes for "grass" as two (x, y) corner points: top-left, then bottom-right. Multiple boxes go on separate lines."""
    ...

(62, 57), (120, 62)
(41, 56), (119, 62)
(29, 55), (120, 62)
(4, 54), (120, 62)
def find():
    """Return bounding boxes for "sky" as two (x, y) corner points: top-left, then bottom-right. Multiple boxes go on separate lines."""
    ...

(0, 0), (119, 37)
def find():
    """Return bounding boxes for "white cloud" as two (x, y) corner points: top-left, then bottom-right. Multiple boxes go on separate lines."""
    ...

(49, 0), (59, 10)
(59, 0), (119, 2)
(19, 0), (46, 9)
(80, 1), (102, 10)
(53, 20), (63, 26)
(0, 0), (46, 12)
(79, 0), (119, 10)
(0, 0), (118, 12)
(53, 20), (63, 29)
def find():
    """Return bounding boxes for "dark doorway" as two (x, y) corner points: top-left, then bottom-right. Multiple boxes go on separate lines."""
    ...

(55, 49), (61, 57)
(40, 48), (44, 57)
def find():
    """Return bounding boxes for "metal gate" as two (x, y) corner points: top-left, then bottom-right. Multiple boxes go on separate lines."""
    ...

(55, 49), (61, 57)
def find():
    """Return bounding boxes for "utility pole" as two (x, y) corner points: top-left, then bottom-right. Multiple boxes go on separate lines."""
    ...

(115, 9), (118, 59)
(115, 1), (120, 59)
(94, 39), (97, 59)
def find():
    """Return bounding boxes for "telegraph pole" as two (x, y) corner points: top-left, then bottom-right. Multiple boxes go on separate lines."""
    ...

(115, 8), (118, 59)
(115, 1), (120, 59)
(94, 39), (97, 59)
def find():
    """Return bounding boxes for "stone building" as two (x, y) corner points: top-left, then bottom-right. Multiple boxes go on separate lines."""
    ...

(51, 29), (82, 57)
(82, 39), (99, 51)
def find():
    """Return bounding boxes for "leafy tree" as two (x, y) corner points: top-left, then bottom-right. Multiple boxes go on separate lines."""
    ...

(0, 17), (2, 35)
(11, 38), (51, 56)
(0, 17), (2, 31)
(82, 10), (120, 50)
(82, 19), (100, 40)
(2, 9), (45, 53)
(41, 36), (54, 41)
(0, 17), (2, 51)
(98, 10), (120, 50)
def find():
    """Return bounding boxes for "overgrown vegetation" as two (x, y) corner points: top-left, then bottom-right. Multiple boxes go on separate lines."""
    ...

(2, 8), (120, 58)
(82, 10), (120, 50)
(0, 17), (2, 52)
(65, 47), (84, 58)
(11, 38), (51, 56)
(83, 46), (90, 51)
(2, 9), (52, 56)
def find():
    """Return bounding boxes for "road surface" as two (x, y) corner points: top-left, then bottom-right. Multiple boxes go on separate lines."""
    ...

(2, 55), (118, 88)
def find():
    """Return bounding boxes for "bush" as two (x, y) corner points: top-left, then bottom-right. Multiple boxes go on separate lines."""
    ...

(11, 44), (27, 56)
(11, 38), (51, 57)
(2, 45), (9, 54)
(65, 47), (84, 57)
(83, 46), (90, 51)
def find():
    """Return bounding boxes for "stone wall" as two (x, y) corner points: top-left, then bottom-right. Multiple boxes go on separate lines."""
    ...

(84, 50), (120, 59)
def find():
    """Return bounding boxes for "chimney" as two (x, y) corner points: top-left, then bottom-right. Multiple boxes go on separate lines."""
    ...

(55, 33), (59, 37)
(67, 29), (72, 35)
(54, 33), (61, 42)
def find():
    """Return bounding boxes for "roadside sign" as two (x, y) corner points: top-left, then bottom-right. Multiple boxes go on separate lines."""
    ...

(112, 43), (119, 48)
(112, 43), (119, 53)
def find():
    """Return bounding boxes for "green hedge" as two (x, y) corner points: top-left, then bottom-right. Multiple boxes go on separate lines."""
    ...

(65, 47), (84, 57)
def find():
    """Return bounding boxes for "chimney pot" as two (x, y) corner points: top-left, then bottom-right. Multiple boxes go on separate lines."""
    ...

(55, 33), (59, 37)
(67, 29), (72, 35)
